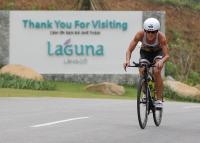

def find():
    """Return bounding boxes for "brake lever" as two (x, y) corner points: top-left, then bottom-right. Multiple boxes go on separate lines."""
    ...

(133, 61), (140, 67)
(124, 66), (127, 72)
(132, 61), (137, 65)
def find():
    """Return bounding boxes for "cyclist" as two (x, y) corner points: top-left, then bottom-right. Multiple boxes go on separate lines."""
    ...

(123, 18), (170, 109)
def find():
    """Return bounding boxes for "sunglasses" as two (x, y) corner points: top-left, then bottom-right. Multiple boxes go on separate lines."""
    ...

(145, 30), (158, 34)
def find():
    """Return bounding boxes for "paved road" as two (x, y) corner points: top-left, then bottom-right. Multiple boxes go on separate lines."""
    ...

(0, 97), (200, 143)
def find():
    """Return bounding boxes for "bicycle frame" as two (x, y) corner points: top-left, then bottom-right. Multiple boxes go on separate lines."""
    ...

(125, 62), (156, 113)
(140, 64), (156, 114)
(124, 61), (163, 128)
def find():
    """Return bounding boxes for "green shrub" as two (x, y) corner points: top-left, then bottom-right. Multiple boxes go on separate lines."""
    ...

(150, 0), (200, 10)
(172, 30), (181, 40)
(185, 70), (200, 86)
(0, 63), (7, 69)
(188, 69), (199, 79)
(49, 6), (56, 10)
(31, 5), (40, 10)
(165, 61), (176, 77)
(7, 2), (14, 10)
(0, 73), (56, 90)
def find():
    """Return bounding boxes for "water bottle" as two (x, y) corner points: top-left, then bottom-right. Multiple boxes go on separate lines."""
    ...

(148, 80), (155, 97)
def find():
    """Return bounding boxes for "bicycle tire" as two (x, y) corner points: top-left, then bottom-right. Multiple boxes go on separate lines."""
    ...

(150, 71), (163, 126)
(153, 107), (163, 126)
(137, 75), (148, 129)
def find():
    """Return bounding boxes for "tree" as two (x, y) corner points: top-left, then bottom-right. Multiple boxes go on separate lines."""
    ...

(170, 38), (196, 83)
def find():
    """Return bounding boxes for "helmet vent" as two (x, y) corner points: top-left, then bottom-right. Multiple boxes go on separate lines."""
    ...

(148, 24), (153, 28)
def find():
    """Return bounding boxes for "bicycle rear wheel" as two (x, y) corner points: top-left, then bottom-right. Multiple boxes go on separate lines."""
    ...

(137, 76), (148, 129)
(148, 71), (163, 126)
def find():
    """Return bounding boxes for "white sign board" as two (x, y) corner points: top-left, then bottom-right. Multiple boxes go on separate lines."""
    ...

(10, 11), (142, 74)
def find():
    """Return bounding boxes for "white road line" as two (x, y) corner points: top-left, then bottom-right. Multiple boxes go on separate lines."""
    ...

(183, 106), (200, 109)
(31, 116), (91, 127)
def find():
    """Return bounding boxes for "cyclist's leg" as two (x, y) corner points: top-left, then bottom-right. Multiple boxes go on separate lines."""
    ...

(139, 48), (151, 76)
(154, 59), (163, 101)
(153, 49), (164, 101)
(139, 49), (151, 92)
(139, 66), (150, 93)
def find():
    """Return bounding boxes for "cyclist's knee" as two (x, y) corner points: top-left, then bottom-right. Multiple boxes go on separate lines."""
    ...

(140, 71), (144, 76)
(154, 67), (161, 77)
(139, 68), (144, 76)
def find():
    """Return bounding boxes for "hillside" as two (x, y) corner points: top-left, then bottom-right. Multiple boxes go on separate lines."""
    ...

(1, 0), (200, 71)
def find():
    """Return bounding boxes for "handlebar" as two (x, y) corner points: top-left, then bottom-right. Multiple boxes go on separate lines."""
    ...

(124, 61), (156, 72)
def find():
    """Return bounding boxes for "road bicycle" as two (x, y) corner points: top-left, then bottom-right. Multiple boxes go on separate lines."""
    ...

(125, 61), (163, 129)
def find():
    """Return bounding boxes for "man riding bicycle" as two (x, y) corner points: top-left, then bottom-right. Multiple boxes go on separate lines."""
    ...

(123, 18), (170, 109)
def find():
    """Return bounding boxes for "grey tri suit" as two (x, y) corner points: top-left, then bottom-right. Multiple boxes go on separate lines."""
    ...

(139, 32), (164, 64)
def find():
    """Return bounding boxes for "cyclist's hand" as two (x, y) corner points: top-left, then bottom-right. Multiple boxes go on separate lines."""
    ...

(156, 61), (164, 70)
(123, 61), (130, 68)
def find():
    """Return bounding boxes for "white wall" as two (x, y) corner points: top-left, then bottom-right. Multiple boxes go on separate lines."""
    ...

(10, 11), (143, 74)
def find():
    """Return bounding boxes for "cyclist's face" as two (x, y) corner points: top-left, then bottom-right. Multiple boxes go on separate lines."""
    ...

(146, 30), (157, 41)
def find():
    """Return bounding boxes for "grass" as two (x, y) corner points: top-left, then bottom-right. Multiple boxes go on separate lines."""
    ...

(0, 81), (138, 99)
(0, 80), (199, 103)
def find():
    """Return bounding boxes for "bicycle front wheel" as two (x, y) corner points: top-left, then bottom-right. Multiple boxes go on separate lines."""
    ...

(137, 76), (148, 129)
(153, 105), (163, 126)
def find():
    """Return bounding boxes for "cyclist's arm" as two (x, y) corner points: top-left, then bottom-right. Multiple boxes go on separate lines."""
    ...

(158, 32), (170, 63)
(126, 31), (143, 65)
(160, 37), (170, 63)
